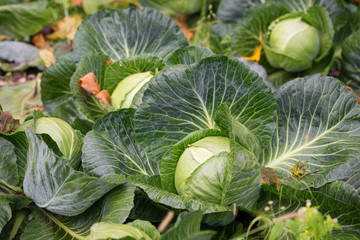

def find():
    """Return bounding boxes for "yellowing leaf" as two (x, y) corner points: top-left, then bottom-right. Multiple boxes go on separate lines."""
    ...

(39, 49), (56, 67)
(47, 15), (82, 41)
(243, 44), (262, 62)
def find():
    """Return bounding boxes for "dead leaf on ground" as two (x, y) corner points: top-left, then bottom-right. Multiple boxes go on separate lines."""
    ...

(71, 0), (83, 6)
(39, 49), (56, 67)
(0, 35), (9, 41)
(173, 15), (193, 42)
(0, 111), (20, 133)
(47, 15), (82, 41)
(32, 33), (52, 50)
(78, 72), (111, 106)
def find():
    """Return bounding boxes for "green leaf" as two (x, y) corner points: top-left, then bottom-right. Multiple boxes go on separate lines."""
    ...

(0, 1), (50, 39)
(73, 8), (188, 62)
(70, 53), (110, 122)
(0, 196), (11, 232)
(302, 6), (334, 62)
(261, 178), (360, 229)
(165, 46), (215, 65)
(265, 74), (360, 189)
(128, 175), (233, 214)
(16, 117), (82, 169)
(86, 222), (152, 240)
(0, 132), (27, 181)
(232, 3), (288, 57)
(23, 130), (123, 216)
(41, 53), (86, 124)
(0, 138), (19, 186)
(135, 56), (277, 163)
(139, 0), (202, 15)
(99, 183), (136, 224)
(0, 41), (41, 67)
(105, 54), (165, 94)
(21, 183), (135, 240)
(275, 0), (349, 33)
(216, 0), (261, 23)
(127, 220), (160, 240)
(215, 104), (260, 155)
(161, 212), (216, 240)
(209, 23), (234, 56)
(129, 189), (169, 222)
(82, 109), (158, 178)
(340, 29), (360, 91)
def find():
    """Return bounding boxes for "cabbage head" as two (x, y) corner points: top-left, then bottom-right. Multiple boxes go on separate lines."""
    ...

(174, 136), (231, 198)
(264, 17), (320, 71)
(262, 7), (334, 72)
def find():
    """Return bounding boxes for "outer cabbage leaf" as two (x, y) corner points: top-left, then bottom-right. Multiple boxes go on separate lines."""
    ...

(70, 53), (110, 122)
(0, 196), (11, 232)
(73, 8), (188, 62)
(139, 0), (202, 15)
(165, 46), (215, 65)
(41, 53), (88, 124)
(339, 29), (360, 91)
(16, 117), (82, 169)
(232, 3), (289, 57)
(0, 1), (50, 39)
(274, 0), (349, 34)
(260, 178), (360, 230)
(0, 138), (19, 186)
(23, 130), (124, 216)
(216, 0), (261, 23)
(105, 54), (165, 94)
(21, 184), (135, 240)
(128, 175), (233, 215)
(0, 132), (27, 181)
(127, 220), (160, 240)
(82, 109), (159, 178)
(265, 74), (360, 189)
(135, 56), (277, 163)
(161, 212), (216, 240)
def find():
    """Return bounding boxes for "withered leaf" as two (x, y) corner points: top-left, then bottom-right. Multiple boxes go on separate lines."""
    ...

(261, 167), (281, 191)
(78, 72), (111, 106)
(0, 111), (20, 133)
(78, 72), (100, 95)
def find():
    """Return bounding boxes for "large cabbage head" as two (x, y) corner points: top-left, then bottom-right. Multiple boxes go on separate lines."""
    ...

(174, 136), (231, 203)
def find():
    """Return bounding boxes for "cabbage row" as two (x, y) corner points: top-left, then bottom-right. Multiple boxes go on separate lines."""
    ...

(0, 4), (360, 240)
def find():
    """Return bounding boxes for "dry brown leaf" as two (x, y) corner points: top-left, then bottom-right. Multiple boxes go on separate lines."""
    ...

(32, 34), (52, 50)
(0, 111), (20, 133)
(95, 90), (111, 106)
(261, 167), (281, 191)
(47, 15), (82, 41)
(106, 58), (112, 66)
(0, 35), (9, 41)
(40, 49), (56, 67)
(71, 0), (83, 6)
(78, 72), (111, 106)
(173, 15), (193, 42)
(78, 72), (100, 95)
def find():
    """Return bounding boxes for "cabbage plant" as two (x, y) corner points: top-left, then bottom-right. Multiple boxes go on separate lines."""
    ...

(232, 1), (338, 85)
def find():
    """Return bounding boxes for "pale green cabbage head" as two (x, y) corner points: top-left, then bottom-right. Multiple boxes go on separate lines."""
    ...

(174, 136), (230, 197)
(264, 17), (321, 72)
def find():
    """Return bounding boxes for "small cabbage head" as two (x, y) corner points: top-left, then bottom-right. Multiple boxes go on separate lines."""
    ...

(111, 72), (153, 109)
(174, 136), (230, 203)
(264, 16), (321, 72)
